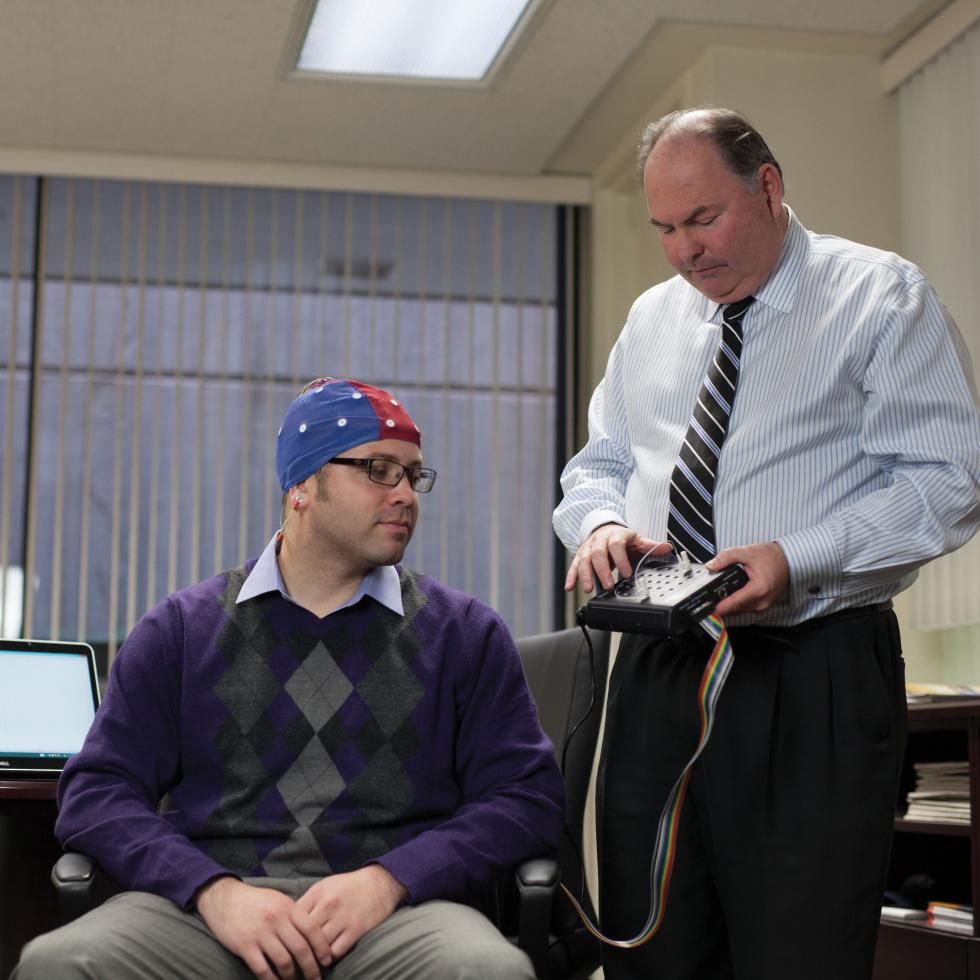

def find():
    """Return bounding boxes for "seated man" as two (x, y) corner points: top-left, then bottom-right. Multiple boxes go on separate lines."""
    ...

(16, 377), (563, 980)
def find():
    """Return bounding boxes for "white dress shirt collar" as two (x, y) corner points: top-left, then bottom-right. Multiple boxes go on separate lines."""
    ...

(236, 534), (404, 616)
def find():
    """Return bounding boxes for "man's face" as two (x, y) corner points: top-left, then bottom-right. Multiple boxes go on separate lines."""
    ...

(308, 438), (421, 574)
(643, 135), (786, 303)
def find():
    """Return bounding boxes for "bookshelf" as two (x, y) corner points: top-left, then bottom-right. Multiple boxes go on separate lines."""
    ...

(874, 700), (980, 980)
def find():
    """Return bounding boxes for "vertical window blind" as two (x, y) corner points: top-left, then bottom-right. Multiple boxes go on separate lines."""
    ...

(898, 20), (980, 630)
(0, 176), (35, 641)
(0, 176), (569, 661)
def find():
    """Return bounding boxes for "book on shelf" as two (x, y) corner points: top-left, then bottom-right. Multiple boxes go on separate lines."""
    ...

(880, 906), (927, 922)
(902, 760), (971, 823)
(927, 901), (974, 930)
(906, 683), (980, 704)
(903, 809), (970, 825)
(928, 916), (974, 934)
(913, 761), (970, 775)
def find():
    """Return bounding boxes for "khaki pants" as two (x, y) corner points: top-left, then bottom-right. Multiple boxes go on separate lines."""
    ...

(13, 879), (534, 980)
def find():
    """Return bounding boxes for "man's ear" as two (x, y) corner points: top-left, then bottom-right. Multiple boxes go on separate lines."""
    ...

(289, 478), (311, 507)
(758, 162), (784, 216)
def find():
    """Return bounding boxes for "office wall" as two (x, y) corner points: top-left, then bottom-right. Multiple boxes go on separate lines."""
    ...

(582, 43), (952, 679)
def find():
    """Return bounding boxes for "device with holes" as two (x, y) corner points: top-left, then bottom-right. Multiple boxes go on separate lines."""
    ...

(576, 554), (748, 636)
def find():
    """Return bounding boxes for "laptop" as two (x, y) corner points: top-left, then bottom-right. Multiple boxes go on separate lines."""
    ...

(0, 638), (100, 779)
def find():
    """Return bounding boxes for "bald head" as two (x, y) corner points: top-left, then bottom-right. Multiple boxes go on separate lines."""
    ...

(636, 107), (783, 190)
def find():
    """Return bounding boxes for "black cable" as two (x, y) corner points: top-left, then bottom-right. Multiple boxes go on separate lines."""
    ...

(560, 624), (597, 777)
(558, 625), (599, 908)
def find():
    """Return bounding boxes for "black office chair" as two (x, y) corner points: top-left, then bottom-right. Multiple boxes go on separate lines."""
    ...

(53, 627), (609, 980)
(509, 626), (608, 980)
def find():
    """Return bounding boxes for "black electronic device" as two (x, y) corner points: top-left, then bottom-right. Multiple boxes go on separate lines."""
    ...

(576, 552), (748, 636)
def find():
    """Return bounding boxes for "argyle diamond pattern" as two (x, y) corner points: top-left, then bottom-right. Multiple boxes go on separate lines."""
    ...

(204, 567), (428, 879)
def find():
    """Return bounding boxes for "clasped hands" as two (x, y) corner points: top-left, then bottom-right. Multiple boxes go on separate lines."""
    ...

(565, 523), (789, 617)
(195, 864), (406, 980)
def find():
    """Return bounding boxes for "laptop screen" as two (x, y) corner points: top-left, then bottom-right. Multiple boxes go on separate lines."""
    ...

(0, 638), (100, 778)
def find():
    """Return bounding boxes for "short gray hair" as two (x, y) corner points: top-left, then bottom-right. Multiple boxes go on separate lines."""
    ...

(636, 106), (783, 189)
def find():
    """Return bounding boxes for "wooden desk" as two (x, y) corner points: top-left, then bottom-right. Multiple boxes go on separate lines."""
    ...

(0, 781), (60, 978)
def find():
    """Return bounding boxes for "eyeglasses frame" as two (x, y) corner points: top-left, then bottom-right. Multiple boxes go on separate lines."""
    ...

(326, 456), (437, 493)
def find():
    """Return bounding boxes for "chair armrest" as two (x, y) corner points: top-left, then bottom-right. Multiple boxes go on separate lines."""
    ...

(514, 856), (559, 977)
(51, 852), (122, 923)
(516, 857), (560, 890)
(52, 851), (98, 884)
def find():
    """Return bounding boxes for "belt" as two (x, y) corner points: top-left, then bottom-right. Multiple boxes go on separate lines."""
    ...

(736, 600), (894, 636)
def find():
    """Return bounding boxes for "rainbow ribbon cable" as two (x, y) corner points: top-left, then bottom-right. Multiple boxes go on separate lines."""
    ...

(561, 612), (734, 948)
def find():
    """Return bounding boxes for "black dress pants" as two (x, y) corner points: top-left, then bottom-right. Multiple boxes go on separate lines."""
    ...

(597, 606), (906, 980)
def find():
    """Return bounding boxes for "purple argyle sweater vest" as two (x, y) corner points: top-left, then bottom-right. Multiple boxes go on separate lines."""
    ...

(198, 564), (435, 877)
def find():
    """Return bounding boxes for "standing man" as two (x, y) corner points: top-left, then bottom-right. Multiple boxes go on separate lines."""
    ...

(554, 107), (980, 979)
(17, 377), (563, 980)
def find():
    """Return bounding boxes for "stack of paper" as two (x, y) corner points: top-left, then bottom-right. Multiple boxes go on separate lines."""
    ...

(904, 761), (970, 824)
(906, 683), (980, 704)
(927, 901), (973, 932)
(880, 906), (926, 923)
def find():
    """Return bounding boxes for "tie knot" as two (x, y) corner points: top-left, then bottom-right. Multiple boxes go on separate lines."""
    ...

(722, 296), (755, 322)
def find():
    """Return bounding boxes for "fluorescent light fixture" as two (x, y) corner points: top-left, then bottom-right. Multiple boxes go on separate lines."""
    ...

(298, 0), (534, 81)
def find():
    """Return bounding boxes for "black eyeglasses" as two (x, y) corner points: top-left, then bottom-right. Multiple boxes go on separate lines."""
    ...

(328, 457), (437, 493)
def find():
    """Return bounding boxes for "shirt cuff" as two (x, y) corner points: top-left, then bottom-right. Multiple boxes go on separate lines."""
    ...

(577, 511), (627, 546)
(776, 524), (842, 606)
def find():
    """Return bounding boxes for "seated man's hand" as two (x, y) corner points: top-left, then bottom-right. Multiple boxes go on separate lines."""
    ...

(296, 865), (407, 961)
(195, 876), (332, 980)
(565, 523), (671, 594)
(709, 541), (789, 617)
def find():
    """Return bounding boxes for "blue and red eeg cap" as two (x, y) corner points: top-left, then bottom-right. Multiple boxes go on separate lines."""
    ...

(276, 378), (422, 492)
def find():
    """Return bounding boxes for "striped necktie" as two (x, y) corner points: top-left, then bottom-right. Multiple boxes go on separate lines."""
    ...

(666, 296), (755, 563)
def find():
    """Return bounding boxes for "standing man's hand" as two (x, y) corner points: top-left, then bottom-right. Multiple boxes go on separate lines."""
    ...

(565, 523), (672, 593)
(708, 542), (789, 617)
(296, 865), (406, 961)
(195, 876), (332, 980)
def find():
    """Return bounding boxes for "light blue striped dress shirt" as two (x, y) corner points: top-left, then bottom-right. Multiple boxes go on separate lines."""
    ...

(554, 207), (980, 626)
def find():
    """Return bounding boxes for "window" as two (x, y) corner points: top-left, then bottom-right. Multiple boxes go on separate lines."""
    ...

(0, 177), (570, 659)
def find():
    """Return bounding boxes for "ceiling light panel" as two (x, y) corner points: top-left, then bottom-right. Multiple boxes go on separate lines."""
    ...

(297, 0), (533, 81)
